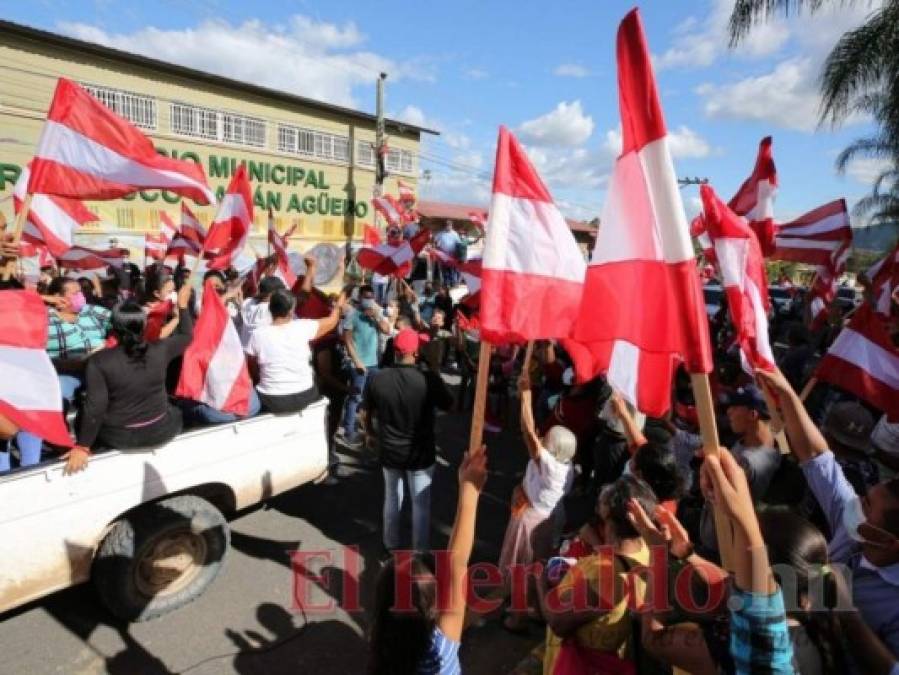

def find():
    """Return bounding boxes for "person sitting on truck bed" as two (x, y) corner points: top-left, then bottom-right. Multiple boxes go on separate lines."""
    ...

(65, 283), (195, 471)
(245, 287), (347, 414)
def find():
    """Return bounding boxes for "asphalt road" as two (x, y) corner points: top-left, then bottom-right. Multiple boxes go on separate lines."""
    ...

(0, 381), (547, 675)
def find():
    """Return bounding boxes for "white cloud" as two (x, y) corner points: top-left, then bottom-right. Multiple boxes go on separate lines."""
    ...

(518, 101), (594, 147)
(686, 195), (703, 219)
(690, 1), (883, 131)
(419, 169), (491, 206)
(603, 125), (712, 159)
(395, 105), (429, 128)
(697, 58), (823, 132)
(464, 68), (488, 80)
(58, 16), (434, 109)
(844, 157), (893, 186)
(553, 63), (591, 78)
(655, 0), (789, 71)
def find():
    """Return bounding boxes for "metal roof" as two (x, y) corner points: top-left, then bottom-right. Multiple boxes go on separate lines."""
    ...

(0, 19), (440, 137)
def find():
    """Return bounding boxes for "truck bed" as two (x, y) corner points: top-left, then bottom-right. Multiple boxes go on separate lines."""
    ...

(0, 401), (328, 614)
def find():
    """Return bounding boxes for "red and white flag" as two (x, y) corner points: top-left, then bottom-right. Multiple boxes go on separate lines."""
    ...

(460, 258), (482, 308)
(165, 234), (200, 261)
(729, 136), (777, 256)
(362, 223), (382, 247)
(372, 195), (404, 227)
(773, 199), (851, 266)
(468, 211), (487, 233)
(27, 78), (215, 205)
(15, 163), (98, 257)
(145, 212), (179, 262)
(809, 236), (852, 329)
(567, 9), (712, 416)
(865, 241), (899, 316)
(0, 291), (72, 446)
(176, 279), (252, 416)
(357, 228), (430, 277)
(166, 204), (205, 260)
(397, 179), (416, 202)
(480, 126), (585, 343)
(428, 247), (460, 269)
(57, 245), (128, 270)
(268, 209), (297, 288)
(19, 241), (55, 268)
(205, 165), (253, 270)
(700, 184), (774, 372)
(145, 233), (168, 262)
(180, 202), (206, 246)
(159, 212), (178, 242)
(816, 304), (899, 421)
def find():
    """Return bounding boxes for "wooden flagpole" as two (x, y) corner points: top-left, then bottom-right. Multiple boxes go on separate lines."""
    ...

(760, 385), (792, 454)
(1, 194), (32, 281)
(468, 342), (493, 454)
(690, 372), (735, 571)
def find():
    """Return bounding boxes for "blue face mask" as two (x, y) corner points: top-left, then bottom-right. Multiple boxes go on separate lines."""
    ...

(546, 394), (561, 410)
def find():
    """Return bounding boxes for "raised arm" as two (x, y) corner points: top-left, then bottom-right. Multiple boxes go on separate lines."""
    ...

(313, 291), (348, 340)
(437, 447), (487, 642)
(300, 256), (317, 295)
(163, 285), (195, 358)
(756, 368), (827, 463)
(609, 392), (647, 450)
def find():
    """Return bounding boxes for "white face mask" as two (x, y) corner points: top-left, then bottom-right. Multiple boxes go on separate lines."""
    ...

(167, 291), (178, 303)
(843, 495), (868, 543)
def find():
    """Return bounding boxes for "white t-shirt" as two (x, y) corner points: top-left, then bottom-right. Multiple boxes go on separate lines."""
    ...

(522, 447), (574, 516)
(246, 319), (319, 396)
(239, 298), (272, 347)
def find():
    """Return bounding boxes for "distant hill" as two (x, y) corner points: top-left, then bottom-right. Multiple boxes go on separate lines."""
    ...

(852, 223), (898, 252)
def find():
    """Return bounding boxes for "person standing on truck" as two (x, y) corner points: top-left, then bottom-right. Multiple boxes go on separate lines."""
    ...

(339, 285), (391, 449)
(238, 276), (285, 347)
(363, 328), (454, 553)
(246, 288), (347, 414)
(67, 282), (195, 472)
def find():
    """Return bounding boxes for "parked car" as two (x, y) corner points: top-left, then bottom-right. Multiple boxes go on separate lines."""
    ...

(0, 405), (328, 622)
(836, 286), (862, 311)
(704, 283), (724, 319)
(768, 286), (794, 315)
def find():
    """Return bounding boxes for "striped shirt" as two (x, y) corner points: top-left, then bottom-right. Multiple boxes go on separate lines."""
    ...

(729, 587), (794, 675)
(418, 627), (461, 675)
(47, 305), (111, 360)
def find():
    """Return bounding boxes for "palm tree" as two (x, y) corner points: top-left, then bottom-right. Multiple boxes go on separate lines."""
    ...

(728, 1), (899, 222)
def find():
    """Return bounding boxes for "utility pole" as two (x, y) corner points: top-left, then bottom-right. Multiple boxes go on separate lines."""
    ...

(374, 72), (388, 234)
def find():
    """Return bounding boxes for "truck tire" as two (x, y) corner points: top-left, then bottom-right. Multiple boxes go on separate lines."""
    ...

(92, 495), (230, 622)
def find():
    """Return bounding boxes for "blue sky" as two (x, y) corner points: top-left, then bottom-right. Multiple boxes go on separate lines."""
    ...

(5, 0), (888, 224)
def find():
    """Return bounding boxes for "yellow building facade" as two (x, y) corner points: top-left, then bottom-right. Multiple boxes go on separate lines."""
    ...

(0, 20), (433, 269)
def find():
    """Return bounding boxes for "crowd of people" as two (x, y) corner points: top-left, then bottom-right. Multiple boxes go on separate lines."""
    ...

(2, 227), (899, 675)
(360, 258), (899, 675)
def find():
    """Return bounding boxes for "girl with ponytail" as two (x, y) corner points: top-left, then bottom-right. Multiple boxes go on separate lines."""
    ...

(72, 285), (194, 468)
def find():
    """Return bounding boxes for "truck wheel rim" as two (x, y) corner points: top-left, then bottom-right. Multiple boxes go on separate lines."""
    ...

(134, 529), (208, 598)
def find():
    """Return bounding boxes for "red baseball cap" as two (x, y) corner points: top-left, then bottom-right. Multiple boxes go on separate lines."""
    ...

(394, 328), (430, 354)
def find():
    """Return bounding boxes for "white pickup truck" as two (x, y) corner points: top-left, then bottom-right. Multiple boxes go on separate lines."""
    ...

(0, 402), (328, 622)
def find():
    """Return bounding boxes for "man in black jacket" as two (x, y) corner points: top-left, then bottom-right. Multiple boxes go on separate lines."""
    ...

(363, 328), (453, 553)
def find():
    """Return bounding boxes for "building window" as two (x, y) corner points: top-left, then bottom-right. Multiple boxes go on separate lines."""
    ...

(82, 84), (157, 130)
(400, 150), (414, 173)
(171, 103), (267, 147)
(278, 124), (349, 163)
(356, 140), (375, 167)
(222, 112), (266, 147)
